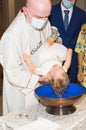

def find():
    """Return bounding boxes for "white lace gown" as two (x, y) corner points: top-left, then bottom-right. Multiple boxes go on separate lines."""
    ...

(30, 42), (67, 76)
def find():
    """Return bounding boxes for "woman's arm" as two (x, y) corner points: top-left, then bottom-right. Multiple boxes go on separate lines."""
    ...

(77, 53), (84, 82)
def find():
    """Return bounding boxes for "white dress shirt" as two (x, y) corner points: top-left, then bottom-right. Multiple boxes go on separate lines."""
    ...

(61, 2), (73, 24)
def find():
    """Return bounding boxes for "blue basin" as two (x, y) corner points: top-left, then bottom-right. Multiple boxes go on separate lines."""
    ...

(35, 83), (86, 98)
(35, 83), (86, 115)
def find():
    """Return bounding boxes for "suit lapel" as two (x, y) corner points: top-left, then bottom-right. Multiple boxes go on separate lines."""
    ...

(57, 4), (66, 33)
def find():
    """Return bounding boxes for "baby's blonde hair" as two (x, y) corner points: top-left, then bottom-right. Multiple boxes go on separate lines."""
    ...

(50, 72), (70, 96)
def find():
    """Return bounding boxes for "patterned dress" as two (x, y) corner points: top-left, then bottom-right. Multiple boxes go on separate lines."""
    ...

(75, 24), (86, 87)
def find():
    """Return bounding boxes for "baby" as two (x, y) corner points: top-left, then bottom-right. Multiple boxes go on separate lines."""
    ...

(23, 27), (72, 95)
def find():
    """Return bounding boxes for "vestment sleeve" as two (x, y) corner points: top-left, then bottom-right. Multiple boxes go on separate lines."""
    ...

(0, 32), (39, 89)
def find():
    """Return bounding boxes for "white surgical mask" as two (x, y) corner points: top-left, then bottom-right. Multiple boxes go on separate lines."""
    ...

(62, 0), (75, 8)
(31, 17), (47, 29)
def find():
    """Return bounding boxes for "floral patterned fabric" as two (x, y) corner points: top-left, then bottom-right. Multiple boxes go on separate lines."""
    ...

(75, 24), (86, 87)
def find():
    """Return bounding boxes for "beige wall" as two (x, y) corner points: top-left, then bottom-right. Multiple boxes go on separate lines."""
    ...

(3, 0), (25, 29)
(15, 0), (25, 15)
(3, 0), (15, 29)
(76, 0), (86, 11)
(51, 0), (60, 5)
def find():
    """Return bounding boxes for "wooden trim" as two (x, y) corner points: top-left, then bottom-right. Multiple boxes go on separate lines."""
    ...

(8, 0), (15, 23)
(3, 0), (15, 29)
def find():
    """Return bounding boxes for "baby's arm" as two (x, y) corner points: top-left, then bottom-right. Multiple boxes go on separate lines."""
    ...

(23, 54), (49, 76)
(63, 48), (72, 72)
(23, 53), (36, 73)
(23, 54), (49, 83)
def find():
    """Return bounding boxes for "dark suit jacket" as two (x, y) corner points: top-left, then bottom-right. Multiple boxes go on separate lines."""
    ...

(50, 2), (86, 83)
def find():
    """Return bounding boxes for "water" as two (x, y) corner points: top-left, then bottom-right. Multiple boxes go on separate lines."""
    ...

(35, 83), (86, 99)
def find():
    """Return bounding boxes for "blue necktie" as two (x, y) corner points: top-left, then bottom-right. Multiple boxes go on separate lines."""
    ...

(64, 10), (69, 31)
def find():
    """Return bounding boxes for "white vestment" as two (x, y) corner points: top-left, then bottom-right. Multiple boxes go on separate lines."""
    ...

(0, 11), (51, 115)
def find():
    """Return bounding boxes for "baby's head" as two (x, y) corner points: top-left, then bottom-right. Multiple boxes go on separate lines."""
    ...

(48, 65), (70, 96)
(47, 26), (62, 46)
(51, 72), (70, 96)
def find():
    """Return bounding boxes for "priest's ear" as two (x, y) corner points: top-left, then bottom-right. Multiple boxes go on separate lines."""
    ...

(21, 6), (28, 16)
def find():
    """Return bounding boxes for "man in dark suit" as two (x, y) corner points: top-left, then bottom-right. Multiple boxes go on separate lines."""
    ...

(50, 0), (86, 83)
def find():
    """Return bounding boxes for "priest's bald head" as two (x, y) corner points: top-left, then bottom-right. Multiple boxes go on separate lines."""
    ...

(25, 0), (51, 29)
(26, 0), (51, 17)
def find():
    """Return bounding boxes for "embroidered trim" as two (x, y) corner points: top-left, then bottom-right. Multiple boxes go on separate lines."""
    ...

(31, 41), (42, 55)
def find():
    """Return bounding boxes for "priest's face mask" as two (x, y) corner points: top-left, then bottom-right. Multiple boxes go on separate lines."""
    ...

(26, 7), (49, 30)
